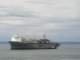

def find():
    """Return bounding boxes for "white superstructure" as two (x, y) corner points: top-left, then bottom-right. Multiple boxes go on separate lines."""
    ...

(11, 34), (22, 42)
(10, 34), (39, 43)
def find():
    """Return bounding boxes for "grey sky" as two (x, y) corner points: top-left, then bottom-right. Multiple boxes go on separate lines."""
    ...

(0, 0), (79, 42)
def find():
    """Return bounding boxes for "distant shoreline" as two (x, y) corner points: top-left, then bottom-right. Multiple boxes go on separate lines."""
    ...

(0, 42), (8, 44)
(60, 42), (80, 44)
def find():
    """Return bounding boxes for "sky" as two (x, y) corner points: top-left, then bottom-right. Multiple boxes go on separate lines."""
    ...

(0, 0), (79, 42)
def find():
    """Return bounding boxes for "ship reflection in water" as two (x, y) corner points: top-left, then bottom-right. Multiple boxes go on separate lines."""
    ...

(9, 34), (60, 50)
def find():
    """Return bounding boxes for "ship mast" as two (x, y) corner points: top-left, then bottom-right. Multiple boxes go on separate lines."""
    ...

(43, 34), (46, 39)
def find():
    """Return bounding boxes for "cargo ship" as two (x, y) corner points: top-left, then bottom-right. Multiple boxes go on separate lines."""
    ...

(9, 34), (60, 50)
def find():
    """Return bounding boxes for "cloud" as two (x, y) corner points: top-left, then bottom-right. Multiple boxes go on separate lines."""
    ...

(0, 7), (34, 17)
(0, 16), (80, 40)
(0, 20), (24, 25)
(0, 0), (79, 42)
(0, 16), (62, 36)
(0, 0), (78, 17)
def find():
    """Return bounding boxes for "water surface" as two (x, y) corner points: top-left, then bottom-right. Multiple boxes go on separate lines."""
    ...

(0, 44), (80, 60)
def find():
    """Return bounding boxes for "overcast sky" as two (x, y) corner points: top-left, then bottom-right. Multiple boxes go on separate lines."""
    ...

(0, 0), (80, 42)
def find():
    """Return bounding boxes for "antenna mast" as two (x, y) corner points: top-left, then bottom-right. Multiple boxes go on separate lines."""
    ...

(43, 34), (46, 39)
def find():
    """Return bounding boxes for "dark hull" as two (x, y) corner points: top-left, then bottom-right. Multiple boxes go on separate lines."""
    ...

(9, 41), (60, 50)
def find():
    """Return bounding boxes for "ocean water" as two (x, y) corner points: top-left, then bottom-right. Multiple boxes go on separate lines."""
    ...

(0, 44), (80, 60)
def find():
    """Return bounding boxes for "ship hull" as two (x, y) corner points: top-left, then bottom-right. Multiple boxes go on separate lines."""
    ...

(9, 41), (60, 50)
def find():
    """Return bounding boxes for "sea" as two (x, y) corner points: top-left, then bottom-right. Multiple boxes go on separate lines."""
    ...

(0, 43), (80, 60)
